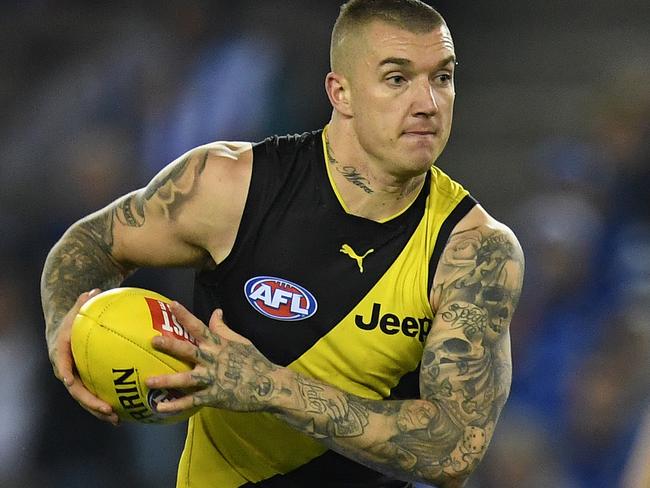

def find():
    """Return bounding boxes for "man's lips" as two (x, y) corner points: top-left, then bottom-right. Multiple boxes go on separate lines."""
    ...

(403, 130), (437, 136)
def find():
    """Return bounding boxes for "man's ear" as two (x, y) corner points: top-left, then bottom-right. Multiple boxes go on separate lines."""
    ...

(325, 72), (353, 117)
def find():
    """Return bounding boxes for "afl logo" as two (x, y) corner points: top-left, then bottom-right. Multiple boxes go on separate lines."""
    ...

(244, 276), (317, 321)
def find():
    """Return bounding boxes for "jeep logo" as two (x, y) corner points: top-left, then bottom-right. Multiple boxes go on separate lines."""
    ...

(355, 303), (432, 342)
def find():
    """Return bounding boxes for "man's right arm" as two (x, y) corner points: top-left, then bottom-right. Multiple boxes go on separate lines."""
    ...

(40, 141), (252, 421)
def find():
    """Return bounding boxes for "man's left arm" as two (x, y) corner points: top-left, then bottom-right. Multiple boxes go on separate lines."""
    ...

(149, 221), (524, 487)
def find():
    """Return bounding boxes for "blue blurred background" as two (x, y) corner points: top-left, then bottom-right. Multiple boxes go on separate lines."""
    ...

(1, 1), (649, 487)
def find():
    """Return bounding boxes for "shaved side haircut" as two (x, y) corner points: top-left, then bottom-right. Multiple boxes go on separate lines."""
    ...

(330, 0), (446, 74)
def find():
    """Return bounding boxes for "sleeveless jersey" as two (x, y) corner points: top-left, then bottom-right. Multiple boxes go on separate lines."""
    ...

(180, 128), (476, 487)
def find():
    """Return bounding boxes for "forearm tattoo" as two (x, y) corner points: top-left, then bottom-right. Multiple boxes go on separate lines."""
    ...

(41, 149), (210, 359)
(41, 209), (126, 371)
(276, 226), (523, 486)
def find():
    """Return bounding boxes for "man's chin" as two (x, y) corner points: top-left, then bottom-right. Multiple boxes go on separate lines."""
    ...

(391, 156), (437, 178)
(404, 146), (440, 168)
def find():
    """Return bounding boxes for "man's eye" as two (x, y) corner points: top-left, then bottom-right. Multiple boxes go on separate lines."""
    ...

(436, 73), (453, 85)
(387, 75), (407, 86)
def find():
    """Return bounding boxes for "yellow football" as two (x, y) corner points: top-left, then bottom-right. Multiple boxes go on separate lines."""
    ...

(71, 287), (200, 424)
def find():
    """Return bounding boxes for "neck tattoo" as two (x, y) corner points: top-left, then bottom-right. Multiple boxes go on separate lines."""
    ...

(336, 166), (374, 194)
(326, 133), (374, 194)
(325, 136), (338, 166)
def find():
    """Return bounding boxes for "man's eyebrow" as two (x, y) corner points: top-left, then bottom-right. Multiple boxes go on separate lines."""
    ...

(379, 57), (412, 68)
(378, 54), (457, 69)
(437, 55), (457, 68)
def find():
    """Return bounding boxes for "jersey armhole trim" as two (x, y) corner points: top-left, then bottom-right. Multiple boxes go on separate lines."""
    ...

(427, 194), (478, 294)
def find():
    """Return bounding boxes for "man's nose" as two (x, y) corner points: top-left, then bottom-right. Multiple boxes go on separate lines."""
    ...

(413, 80), (438, 117)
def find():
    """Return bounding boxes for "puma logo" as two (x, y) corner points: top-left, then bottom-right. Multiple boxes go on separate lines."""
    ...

(340, 244), (374, 273)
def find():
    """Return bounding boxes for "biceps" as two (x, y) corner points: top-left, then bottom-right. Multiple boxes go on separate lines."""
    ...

(420, 307), (512, 421)
(110, 190), (207, 268)
(423, 225), (522, 406)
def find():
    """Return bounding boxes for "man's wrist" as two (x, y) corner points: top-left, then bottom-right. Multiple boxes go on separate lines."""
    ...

(264, 366), (300, 413)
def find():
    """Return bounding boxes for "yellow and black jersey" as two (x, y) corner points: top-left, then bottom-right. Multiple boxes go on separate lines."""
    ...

(185, 128), (476, 487)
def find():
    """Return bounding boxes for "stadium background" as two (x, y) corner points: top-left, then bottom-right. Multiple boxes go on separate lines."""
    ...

(1, 1), (648, 487)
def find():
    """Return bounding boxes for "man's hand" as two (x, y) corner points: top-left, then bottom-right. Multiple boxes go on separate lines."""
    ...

(146, 303), (288, 414)
(47, 289), (119, 425)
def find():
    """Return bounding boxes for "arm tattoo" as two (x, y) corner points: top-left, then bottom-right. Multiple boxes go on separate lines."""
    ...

(41, 208), (127, 357)
(274, 225), (523, 486)
(42, 148), (210, 357)
(115, 150), (209, 227)
(293, 376), (370, 437)
(145, 151), (208, 221)
(115, 194), (145, 227)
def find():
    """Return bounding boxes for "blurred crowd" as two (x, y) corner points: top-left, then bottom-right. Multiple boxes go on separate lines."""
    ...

(1, 1), (648, 487)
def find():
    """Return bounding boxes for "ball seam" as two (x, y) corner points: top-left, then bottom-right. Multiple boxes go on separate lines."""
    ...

(84, 323), (99, 395)
(87, 288), (184, 372)
(97, 322), (190, 373)
(94, 288), (159, 321)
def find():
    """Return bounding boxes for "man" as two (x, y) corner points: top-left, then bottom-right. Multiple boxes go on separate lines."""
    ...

(41, 1), (524, 487)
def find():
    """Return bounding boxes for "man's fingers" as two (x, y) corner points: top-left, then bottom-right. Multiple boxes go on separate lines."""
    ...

(55, 346), (74, 386)
(67, 379), (118, 424)
(75, 290), (91, 306)
(208, 308), (225, 334)
(169, 301), (210, 340)
(67, 380), (112, 413)
(88, 288), (102, 297)
(48, 289), (116, 424)
(77, 400), (119, 425)
(209, 308), (252, 345)
(57, 292), (88, 334)
(73, 289), (98, 311)
(154, 394), (196, 414)
(151, 335), (198, 363)
(82, 406), (120, 426)
(146, 370), (196, 390)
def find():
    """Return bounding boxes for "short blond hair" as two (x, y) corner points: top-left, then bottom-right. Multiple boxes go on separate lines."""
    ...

(330, 0), (446, 73)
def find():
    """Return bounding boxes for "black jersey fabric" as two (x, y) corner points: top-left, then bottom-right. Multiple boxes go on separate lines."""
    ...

(195, 130), (432, 366)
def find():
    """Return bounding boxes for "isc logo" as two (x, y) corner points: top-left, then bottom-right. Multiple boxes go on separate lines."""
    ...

(145, 298), (196, 344)
(244, 276), (318, 321)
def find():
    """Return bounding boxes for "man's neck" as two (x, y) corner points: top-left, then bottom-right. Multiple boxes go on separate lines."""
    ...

(325, 119), (426, 222)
